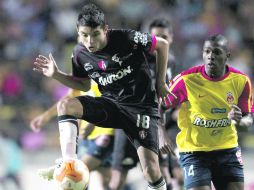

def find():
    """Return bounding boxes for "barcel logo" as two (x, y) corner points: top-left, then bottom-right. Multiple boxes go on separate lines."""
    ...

(193, 117), (231, 128)
(98, 66), (132, 86)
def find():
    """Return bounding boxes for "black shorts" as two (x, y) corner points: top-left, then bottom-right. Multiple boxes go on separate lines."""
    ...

(76, 96), (159, 154)
(112, 129), (139, 171)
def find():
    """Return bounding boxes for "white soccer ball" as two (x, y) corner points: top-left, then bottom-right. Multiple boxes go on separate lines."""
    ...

(53, 159), (90, 190)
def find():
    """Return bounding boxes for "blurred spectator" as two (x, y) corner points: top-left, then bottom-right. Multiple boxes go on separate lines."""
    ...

(0, 130), (23, 190)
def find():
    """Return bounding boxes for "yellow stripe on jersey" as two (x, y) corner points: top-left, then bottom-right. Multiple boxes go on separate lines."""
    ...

(69, 81), (114, 139)
(170, 65), (253, 152)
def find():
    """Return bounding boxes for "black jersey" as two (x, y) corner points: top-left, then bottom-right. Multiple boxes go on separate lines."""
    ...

(72, 29), (159, 116)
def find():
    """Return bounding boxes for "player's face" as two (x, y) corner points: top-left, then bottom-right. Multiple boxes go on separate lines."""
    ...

(150, 27), (172, 44)
(77, 25), (108, 52)
(203, 41), (229, 78)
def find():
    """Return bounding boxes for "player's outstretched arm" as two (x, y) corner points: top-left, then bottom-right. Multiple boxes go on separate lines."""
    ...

(154, 37), (176, 107)
(228, 104), (253, 132)
(33, 53), (91, 92)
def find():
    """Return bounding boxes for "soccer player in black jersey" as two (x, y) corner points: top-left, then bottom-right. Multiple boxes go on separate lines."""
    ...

(109, 18), (183, 190)
(33, 3), (175, 190)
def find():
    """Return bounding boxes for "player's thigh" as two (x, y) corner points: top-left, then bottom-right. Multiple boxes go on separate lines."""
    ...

(112, 129), (139, 171)
(75, 96), (121, 127)
(179, 153), (212, 190)
(124, 115), (159, 155)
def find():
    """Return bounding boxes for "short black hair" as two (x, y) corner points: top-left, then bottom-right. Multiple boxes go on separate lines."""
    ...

(77, 3), (105, 28)
(149, 18), (172, 33)
(206, 34), (229, 51)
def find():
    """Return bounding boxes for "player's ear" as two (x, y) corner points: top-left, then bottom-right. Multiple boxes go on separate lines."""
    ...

(76, 25), (80, 33)
(103, 25), (109, 33)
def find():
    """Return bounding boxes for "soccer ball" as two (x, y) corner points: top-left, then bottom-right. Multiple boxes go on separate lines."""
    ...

(53, 159), (90, 190)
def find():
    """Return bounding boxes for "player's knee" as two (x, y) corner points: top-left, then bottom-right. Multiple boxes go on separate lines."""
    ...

(57, 98), (82, 116)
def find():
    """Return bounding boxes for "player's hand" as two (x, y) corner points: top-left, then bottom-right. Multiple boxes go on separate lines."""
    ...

(30, 114), (48, 132)
(156, 82), (177, 108)
(158, 126), (175, 156)
(33, 53), (59, 78)
(228, 104), (242, 124)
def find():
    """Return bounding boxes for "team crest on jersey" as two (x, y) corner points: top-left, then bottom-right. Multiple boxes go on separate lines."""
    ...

(139, 130), (147, 139)
(226, 92), (234, 104)
(98, 60), (107, 71)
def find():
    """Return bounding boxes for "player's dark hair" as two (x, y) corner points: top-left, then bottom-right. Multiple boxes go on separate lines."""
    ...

(206, 34), (229, 51)
(149, 18), (172, 33)
(77, 3), (105, 28)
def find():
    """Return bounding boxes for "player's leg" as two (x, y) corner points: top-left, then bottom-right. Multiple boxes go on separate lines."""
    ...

(88, 167), (112, 190)
(128, 116), (167, 190)
(168, 153), (184, 189)
(57, 97), (83, 159)
(137, 147), (167, 190)
(78, 134), (114, 190)
(80, 135), (114, 171)
(109, 129), (139, 190)
(38, 96), (119, 180)
(109, 169), (129, 190)
(159, 154), (173, 190)
(211, 147), (244, 190)
(179, 152), (212, 190)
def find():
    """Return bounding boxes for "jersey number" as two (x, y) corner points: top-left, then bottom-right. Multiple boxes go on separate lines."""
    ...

(136, 114), (150, 129)
(183, 165), (194, 178)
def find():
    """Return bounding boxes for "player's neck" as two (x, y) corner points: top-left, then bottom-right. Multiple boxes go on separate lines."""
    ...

(205, 66), (227, 79)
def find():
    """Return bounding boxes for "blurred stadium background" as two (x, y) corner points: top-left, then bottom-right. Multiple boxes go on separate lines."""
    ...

(0, 0), (254, 189)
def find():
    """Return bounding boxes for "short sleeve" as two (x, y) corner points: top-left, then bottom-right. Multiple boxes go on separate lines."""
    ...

(238, 77), (253, 113)
(72, 46), (89, 78)
(115, 29), (156, 53)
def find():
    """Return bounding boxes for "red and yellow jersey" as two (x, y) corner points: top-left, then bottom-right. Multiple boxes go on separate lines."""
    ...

(69, 82), (114, 140)
(168, 65), (253, 152)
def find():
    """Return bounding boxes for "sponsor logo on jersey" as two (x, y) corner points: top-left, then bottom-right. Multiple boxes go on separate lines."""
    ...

(112, 54), (123, 66)
(134, 31), (148, 46)
(89, 72), (100, 79)
(211, 108), (226, 113)
(98, 60), (107, 71)
(98, 66), (133, 86)
(226, 92), (234, 104)
(193, 117), (231, 128)
(84, 62), (93, 71)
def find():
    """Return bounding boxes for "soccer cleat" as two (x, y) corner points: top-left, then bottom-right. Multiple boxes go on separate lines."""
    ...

(37, 158), (63, 181)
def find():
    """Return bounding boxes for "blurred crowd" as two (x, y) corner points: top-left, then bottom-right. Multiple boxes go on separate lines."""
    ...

(0, 0), (254, 150)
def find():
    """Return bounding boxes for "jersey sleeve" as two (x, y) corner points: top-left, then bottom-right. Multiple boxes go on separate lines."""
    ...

(71, 46), (89, 79)
(117, 29), (156, 53)
(238, 77), (253, 113)
(168, 74), (188, 108)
